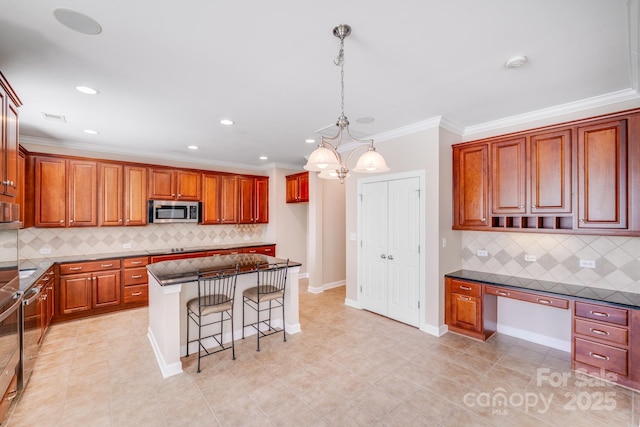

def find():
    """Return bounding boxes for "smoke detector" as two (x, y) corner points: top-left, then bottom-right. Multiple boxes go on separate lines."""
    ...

(505, 55), (528, 69)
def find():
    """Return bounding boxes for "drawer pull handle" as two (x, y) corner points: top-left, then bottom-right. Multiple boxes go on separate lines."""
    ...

(496, 291), (510, 296)
(248, 250), (257, 253)
(131, 292), (143, 296)
(590, 311), (610, 318)
(131, 275), (143, 279)
(101, 264), (113, 268)
(458, 296), (471, 301)
(590, 328), (609, 336)
(131, 261), (142, 265)
(459, 286), (472, 291)
(69, 267), (82, 271)
(537, 298), (551, 304)
(589, 352), (609, 361)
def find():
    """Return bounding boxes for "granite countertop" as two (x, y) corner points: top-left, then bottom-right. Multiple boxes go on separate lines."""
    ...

(446, 269), (640, 310)
(18, 242), (276, 293)
(147, 254), (301, 286)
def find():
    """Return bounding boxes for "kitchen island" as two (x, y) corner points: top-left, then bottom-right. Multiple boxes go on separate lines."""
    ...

(146, 254), (301, 378)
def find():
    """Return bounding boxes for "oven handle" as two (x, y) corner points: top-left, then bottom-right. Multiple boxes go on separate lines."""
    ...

(0, 295), (22, 323)
(23, 287), (42, 306)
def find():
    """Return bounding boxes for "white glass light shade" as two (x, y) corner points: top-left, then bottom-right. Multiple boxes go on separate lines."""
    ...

(352, 148), (390, 173)
(318, 169), (351, 180)
(303, 146), (341, 171)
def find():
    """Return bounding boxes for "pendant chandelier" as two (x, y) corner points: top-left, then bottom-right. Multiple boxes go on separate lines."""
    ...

(304, 24), (389, 183)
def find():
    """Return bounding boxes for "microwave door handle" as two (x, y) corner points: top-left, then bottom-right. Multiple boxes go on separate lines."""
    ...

(0, 296), (22, 322)
(23, 287), (42, 305)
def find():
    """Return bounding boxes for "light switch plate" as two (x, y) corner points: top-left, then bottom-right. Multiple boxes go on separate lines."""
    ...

(477, 249), (488, 257)
(524, 254), (536, 262)
(40, 248), (51, 255)
(579, 259), (596, 268)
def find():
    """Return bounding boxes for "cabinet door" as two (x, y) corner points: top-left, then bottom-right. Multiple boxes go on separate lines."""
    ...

(148, 168), (175, 199)
(35, 157), (66, 227)
(60, 274), (92, 314)
(530, 129), (572, 214)
(17, 152), (24, 225)
(220, 175), (238, 223)
(298, 173), (309, 202)
(238, 176), (255, 224)
(286, 175), (298, 203)
(201, 173), (221, 224)
(3, 100), (19, 197)
(124, 166), (147, 226)
(451, 293), (482, 332)
(93, 270), (121, 308)
(491, 138), (526, 214)
(577, 119), (627, 229)
(99, 163), (123, 226)
(255, 177), (269, 223)
(453, 144), (488, 227)
(176, 170), (201, 201)
(68, 160), (98, 227)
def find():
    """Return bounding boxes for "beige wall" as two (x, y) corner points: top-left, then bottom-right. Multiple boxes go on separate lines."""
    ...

(321, 180), (345, 285)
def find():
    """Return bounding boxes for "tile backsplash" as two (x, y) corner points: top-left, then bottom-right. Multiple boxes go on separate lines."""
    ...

(18, 224), (266, 260)
(461, 231), (640, 293)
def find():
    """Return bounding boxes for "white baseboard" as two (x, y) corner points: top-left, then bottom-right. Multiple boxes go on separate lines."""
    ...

(497, 324), (571, 352)
(344, 298), (360, 309)
(421, 323), (448, 337)
(307, 280), (345, 294)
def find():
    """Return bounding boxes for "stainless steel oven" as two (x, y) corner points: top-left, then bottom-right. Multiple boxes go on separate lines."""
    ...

(20, 282), (42, 390)
(148, 200), (201, 223)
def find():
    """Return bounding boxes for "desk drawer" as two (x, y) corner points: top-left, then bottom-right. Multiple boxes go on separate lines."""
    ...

(124, 257), (149, 268)
(574, 318), (628, 346)
(123, 267), (148, 285)
(574, 337), (628, 376)
(575, 302), (628, 326)
(449, 280), (482, 297)
(485, 285), (569, 309)
(123, 285), (148, 304)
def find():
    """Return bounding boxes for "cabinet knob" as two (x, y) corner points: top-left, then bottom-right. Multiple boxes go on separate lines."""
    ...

(118, 219), (122, 222)
(380, 254), (386, 259)
(482, 218), (486, 221)
(126, 219), (130, 223)
(59, 220), (64, 223)
(387, 254), (394, 260)
(519, 205), (524, 209)
(69, 219), (74, 223)
(579, 218), (585, 223)
(172, 194), (176, 197)
(532, 204), (537, 208)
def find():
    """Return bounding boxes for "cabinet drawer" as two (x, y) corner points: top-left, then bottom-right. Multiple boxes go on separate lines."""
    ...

(123, 267), (148, 285)
(123, 257), (149, 268)
(574, 337), (628, 376)
(243, 245), (276, 255)
(449, 280), (482, 297)
(60, 259), (121, 275)
(574, 318), (628, 346)
(575, 302), (628, 326)
(485, 285), (568, 309)
(123, 284), (148, 304)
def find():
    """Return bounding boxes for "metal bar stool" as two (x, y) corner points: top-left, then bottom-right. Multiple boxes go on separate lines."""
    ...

(242, 260), (289, 351)
(186, 265), (239, 373)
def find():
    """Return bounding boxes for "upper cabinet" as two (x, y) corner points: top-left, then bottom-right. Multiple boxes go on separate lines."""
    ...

(99, 163), (147, 226)
(34, 156), (66, 227)
(239, 176), (269, 224)
(453, 109), (640, 235)
(124, 165), (147, 226)
(0, 72), (21, 200)
(148, 168), (201, 201)
(285, 171), (309, 203)
(67, 160), (98, 227)
(202, 173), (238, 224)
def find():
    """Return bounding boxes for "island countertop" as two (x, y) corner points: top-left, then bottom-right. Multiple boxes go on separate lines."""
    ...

(147, 254), (300, 286)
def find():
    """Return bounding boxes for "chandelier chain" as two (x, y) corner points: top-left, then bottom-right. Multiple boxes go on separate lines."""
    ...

(335, 38), (346, 117)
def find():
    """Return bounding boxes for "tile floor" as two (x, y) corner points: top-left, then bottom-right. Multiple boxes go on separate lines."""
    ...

(6, 281), (640, 426)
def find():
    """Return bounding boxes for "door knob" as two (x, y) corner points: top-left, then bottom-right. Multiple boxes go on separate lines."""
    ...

(380, 254), (386, 259)
(388, 255), (394, 260)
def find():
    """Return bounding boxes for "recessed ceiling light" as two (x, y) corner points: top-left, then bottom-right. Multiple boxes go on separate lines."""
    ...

(83, 129), (99, 135)
(505, 55), (528, 69)
(259, 156), (268, 160)
(220, 119), (234, 126)
(53, 8), (102, 35)
(305, 139), (316, 144)
(187, 145), (199, 150)
(75, 86), (99, 95)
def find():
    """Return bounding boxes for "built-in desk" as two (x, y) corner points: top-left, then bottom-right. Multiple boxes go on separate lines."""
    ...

(147, 254), (301, 378)
(445, 270), (640, 391)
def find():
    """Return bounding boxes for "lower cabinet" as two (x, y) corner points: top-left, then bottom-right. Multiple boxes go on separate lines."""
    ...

(58, 259), (121, 318)
(445, 278), (494, 340)
(123, 256), (149, 305)
(0, 375), (17, 424)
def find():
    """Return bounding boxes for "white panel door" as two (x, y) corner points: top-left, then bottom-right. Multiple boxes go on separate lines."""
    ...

(387, 177), (420, 327)
(360, 177), (420, 327)
(360, 181), (388, 315)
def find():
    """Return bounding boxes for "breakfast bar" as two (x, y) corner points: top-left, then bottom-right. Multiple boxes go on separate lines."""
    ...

(146, 254), (301, 378)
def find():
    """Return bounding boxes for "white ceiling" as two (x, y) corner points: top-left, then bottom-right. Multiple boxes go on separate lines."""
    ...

(1, 0), (639, 171)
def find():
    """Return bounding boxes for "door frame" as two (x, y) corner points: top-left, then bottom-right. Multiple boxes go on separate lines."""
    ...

(356, 169), (426, 329)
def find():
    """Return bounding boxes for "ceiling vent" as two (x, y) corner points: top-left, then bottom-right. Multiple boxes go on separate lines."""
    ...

(42, 113), (67, 123)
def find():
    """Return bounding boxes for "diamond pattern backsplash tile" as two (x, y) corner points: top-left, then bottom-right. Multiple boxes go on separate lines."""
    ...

(461, 231), (640, 294)
(19, 224), (266, 260)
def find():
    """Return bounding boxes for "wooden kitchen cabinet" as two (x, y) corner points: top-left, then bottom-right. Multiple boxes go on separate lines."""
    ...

(445, 278), (494, 340)
(17, 150), (25, 226)
(34, 156), (66, 227)
(285, 171), (309, 203)
(491, 138), (526, 215)
(67, 160), (98, 227)
(100, 163), (147, 226)
(124, 165), (147, 226)
(99, 162), (123, 226)
(0, 72), (21, 201)
(123, 256), (149, 305)
(243, 245), (276, 256)
(201, 173), (238, 224)
(239, 176), (269, 224)
(529, 129), (572, 214)
(453, 144), (489, 228)
(148, 167), (201, 201)
(577, 118), (627, 230)
(58, 259), (121, 317)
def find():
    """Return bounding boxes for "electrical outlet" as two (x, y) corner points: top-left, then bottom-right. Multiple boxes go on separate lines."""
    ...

(122, 243), (132, 249)
(524, 254), (536, 262)
(579, 259), (596, 268)
(442, 238), (447, 248)
(476, 249), (488, 257)
(39, 248), (51, 255)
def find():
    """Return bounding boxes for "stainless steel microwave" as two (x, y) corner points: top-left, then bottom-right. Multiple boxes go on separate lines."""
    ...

(148, 200), (201, 223)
